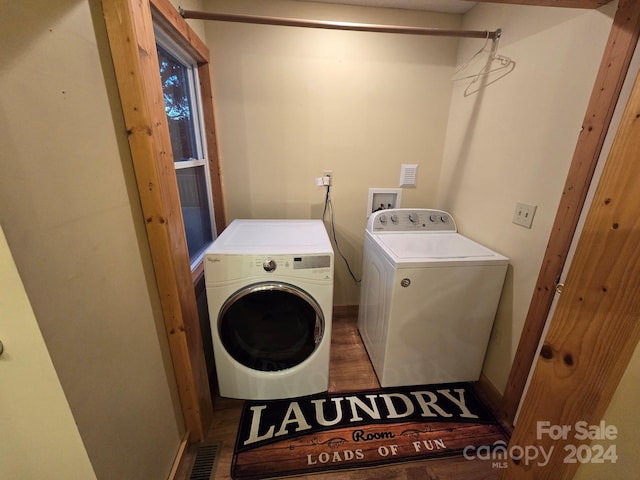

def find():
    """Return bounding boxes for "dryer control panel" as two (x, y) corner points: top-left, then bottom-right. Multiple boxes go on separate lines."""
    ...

(367, 208), (457, 233)
(205, 253), (333, 283)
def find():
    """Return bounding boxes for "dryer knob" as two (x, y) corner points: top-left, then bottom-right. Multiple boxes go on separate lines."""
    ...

(263, 259), (277, 272)
(440, 215), (448, 223)
(409, 212), (419, 223)
(390, 214), (399, 224)
(379, 214), (388, 224)
(429, 214), (438, 222)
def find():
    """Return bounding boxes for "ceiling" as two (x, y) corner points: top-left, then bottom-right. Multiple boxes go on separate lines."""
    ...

(297, 0), (477, 14)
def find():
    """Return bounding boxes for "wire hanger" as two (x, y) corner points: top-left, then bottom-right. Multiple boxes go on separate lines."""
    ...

(452, 31), (492, 79)
(452, 29), (515, 96)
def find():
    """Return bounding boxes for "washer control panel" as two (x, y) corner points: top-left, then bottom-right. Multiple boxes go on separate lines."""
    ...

(368, 208), (457, 233)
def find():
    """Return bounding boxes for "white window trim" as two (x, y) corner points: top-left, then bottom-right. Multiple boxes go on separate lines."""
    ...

(154, 27), (217, 271)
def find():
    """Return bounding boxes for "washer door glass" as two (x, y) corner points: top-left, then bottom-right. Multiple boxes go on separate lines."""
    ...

(218, 282), (324, 372)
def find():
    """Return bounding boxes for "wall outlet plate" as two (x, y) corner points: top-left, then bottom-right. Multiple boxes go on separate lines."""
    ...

(367, 188), (402, 217)
(513, 202), (537, 228)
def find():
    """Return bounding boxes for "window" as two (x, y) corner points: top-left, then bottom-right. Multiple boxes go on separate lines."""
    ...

(156, 37), (216, 269)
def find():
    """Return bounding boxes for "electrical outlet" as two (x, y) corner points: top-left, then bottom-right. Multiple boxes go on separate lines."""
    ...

(323, 170), (333, 185)
(513, 202), (537, 228)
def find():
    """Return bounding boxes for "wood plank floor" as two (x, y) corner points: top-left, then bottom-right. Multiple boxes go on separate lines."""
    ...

(175, 310), (503, 480)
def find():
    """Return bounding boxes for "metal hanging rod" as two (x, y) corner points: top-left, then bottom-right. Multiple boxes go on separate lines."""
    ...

(180, 9), (501, 40)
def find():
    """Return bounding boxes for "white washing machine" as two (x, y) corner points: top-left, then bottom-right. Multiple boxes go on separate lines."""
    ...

(204, 219), (334, 400)
(358, 208), (508, 388)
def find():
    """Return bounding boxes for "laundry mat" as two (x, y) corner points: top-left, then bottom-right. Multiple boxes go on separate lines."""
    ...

(231, 382), (508, 479)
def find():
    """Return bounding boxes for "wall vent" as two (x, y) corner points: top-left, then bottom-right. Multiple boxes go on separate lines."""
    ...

(399, 164), (419, 187)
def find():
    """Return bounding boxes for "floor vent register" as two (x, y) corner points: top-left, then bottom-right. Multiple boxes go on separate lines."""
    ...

(189, 442), (222, 480)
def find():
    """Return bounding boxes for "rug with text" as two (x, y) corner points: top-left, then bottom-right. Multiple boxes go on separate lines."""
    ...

(231, 382), (508, 479)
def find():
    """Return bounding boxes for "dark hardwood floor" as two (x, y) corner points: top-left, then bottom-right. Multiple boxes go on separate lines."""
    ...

(175, 309), (502, 480)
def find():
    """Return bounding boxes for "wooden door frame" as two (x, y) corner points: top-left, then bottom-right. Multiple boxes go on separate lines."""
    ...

(102, 0), (226, 441)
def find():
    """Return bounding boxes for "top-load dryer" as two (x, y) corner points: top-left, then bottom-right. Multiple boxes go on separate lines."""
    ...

(358, 208), (508, 387)
(204, 219), (334, 400)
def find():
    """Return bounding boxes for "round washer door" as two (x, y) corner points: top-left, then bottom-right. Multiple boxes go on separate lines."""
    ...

(218, 282), (325, 372)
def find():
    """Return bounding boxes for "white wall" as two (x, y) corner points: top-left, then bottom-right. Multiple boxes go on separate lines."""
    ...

(0, 226), (96, 479)
(204, 0), (461, 305)
(0, 1), (183, 478)
(438, 2), (616, 393)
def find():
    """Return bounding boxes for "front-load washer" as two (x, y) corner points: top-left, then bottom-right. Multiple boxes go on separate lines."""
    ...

(358, 208), (508, 388)
(204, 219), (334, 400)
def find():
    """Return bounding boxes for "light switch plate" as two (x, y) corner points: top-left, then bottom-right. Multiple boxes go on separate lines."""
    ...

(513, 202), (537, 228)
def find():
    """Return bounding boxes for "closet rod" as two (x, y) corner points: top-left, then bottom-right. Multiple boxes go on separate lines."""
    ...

(180, 9), (501, 40)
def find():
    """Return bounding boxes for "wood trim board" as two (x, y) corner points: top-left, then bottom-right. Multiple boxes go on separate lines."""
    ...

(167, 431), (191, 480)
(151, 0), (208, 61)
(197, 60), (227, 236)
(101, 0), (217, 441)
(473, 0), (612, 8)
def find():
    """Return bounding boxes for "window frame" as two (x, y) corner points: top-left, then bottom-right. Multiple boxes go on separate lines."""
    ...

(155, 30), (218, 270)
